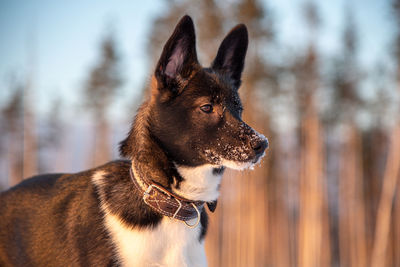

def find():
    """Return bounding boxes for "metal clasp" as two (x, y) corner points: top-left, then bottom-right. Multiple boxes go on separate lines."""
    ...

(172, 198), (182, 219)
(184, 203), (201, 228)
(143, 184), (155, 203)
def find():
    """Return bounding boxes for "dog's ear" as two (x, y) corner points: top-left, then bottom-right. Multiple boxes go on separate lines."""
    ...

(155, 15), (198, 94)
(211, 24), (248, 88)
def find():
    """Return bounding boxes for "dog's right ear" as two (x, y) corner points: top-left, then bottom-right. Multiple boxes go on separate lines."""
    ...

(155, 15), (198, 95)
(211, 24), (248, 89)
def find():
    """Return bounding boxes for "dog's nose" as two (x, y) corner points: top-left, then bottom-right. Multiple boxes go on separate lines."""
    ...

(251, 138), (268, 155)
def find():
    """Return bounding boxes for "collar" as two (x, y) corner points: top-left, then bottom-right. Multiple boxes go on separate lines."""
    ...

(129, 166), (204, 228)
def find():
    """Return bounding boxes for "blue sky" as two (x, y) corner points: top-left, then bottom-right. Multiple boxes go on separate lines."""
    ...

(0, 0), (165, 118)
(271, 0), (393, 59)
(0, 0), (395, 120)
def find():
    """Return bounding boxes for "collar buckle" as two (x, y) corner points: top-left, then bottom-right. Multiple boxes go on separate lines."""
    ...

(131, 166), (204, 227)
(143, 184), (183, 219)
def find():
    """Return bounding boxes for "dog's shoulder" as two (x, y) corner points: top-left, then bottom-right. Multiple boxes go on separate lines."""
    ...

(0, 161), (132, 266)
(91, 160), (164, 229)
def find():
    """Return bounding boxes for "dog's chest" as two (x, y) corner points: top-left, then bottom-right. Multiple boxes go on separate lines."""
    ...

(105, 214), (206, 267)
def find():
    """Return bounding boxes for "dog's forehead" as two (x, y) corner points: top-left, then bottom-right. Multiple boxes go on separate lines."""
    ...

(186, 69), (241, 105)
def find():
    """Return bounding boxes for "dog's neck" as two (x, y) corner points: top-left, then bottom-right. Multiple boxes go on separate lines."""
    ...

(172, 164), (224, 202)
(121, 100), (174, 189)
(130, 150), (224, 203)
(123, 99), (224, 203)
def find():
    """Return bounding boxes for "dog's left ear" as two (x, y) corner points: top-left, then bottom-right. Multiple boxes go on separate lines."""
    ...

(155, 15), (198, 94)
(211, 24), (248, 88)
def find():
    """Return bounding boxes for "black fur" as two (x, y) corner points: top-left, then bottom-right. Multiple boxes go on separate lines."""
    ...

(211, 24), (248, 88)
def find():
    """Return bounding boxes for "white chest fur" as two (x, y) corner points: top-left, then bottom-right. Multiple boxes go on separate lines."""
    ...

(92, 168), (213, 267)
(105, 213), (207, 267)
(173, 164), (222, 202)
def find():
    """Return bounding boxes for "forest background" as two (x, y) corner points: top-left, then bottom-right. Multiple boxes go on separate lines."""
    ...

(1, 0), (399, 266)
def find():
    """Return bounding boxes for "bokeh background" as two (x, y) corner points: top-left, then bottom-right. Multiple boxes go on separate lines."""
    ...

(1, 0), (399, 266)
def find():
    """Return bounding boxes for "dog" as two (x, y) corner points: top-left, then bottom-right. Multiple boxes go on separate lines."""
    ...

(0, 15), (268, 267)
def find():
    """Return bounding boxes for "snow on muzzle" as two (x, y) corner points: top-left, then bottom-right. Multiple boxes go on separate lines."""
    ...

(204, 121), (268, 170)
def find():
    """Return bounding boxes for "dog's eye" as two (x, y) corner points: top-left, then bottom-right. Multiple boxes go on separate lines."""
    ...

(200, 104), (213, 113)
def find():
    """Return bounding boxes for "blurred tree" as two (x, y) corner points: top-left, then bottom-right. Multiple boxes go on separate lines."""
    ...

(361, 62), (392, 264)
(328, 8), (362, 125)
(23, 67), (38, 180)
(395, 0), (400, 81)
(325, 7), (369, 267)
(21, 31), (39, 180)
(391, 1), (400, 265)
(235, 0), (277, 109)
(1, 78), (24, 186)
(1, 30), (39, 186)
(37, 97), (63, 173)
(292, 2), (331, 267)
(370, 1), (400, 266)
(84, 30), (123, 166)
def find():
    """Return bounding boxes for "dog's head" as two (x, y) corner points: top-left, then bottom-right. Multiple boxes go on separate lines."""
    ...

(146, 15), (268, 170)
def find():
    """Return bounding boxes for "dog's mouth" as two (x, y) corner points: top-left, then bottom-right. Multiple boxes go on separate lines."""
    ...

(201, 125), (269, 171)
(203, 143), (267, 171)
(221, 151), (266, 170)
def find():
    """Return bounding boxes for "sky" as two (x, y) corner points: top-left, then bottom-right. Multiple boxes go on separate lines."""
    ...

(0, 0), (395, 121)
(0, 0), (165, 119)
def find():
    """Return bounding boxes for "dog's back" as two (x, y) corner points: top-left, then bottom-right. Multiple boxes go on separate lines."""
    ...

(0, 165), (119, 266)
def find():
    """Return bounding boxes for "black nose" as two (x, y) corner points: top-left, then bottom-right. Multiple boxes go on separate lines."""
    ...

(251, 138), (268, 155)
